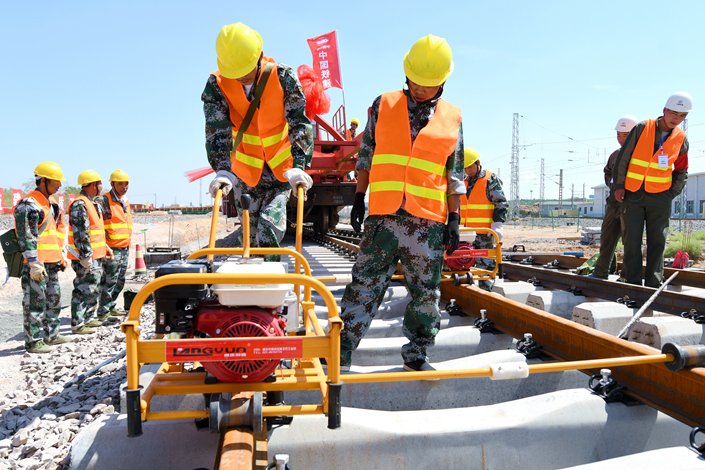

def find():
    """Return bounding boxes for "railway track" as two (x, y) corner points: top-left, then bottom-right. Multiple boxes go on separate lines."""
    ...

(308, 227), (705, 427)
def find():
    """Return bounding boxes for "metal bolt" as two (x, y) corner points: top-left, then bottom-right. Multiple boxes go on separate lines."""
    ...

(480, 309), (487, 320)
(215, 328), (221, 335)
(524, 333), (533, 341)
(600, 368), (612, 385)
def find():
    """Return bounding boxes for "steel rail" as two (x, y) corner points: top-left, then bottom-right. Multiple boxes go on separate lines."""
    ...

(503, 253), (705, 289)
(440, 282), (705, 426)
(501, 262), (703, 316)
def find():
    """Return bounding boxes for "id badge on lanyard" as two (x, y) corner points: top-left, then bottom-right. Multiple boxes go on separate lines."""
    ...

(657, 149), (669, 168)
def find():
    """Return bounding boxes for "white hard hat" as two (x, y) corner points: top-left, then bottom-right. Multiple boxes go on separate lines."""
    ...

(664, 91), (693, 113)
(615, 115), (638, 132)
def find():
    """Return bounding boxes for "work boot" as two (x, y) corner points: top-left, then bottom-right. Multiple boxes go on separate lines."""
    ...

(403, 359), (439, 381)
(27, 341), (53, 354)
(46, 335), (72, 345)
(109, 307), (126, 317)
(97, 313), (112, 322)
(72, 326), (96, 335)
(85, 319), (103, 328)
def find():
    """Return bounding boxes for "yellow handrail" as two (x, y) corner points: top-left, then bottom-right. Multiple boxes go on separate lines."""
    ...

(207, 188), (223, 261)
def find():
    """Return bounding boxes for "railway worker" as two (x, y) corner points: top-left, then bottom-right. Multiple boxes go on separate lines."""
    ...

(97, 170), (132, 318)
(460, 148), (508, 291)
(588, 115), (638, 280)
(346, 117), (360, 140)
(68, 170), (112, 334)
(341, 34), (465, 373)
(14, 162), (71, 353)
(613, 92), (692, 287)
(203, 22), (313, 259)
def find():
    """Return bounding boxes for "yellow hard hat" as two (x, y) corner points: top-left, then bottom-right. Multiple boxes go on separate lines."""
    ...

(464, 148), (480, 168)
(110, 169), (129, 182)
(216, 22), (263, 79)
(403, 34), (454, 87)
(34, 161), (65, 181)
(78, 170), (102, 186)
(351, 118), (360, 126)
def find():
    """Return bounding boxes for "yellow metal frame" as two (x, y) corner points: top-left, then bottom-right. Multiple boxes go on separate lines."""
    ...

(122, 186), (344, 426)
(442, 227), (503, 281)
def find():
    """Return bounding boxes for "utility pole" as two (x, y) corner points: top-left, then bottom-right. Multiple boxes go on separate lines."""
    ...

(539, 158), (545, 202)
(511, 113), (520, 214)
(571, 183), (574, 208)
(582, 183), (585, 200)
(558, 169), (563, 208)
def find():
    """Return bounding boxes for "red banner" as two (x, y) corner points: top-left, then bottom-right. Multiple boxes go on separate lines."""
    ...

(11, 189), (23, 208)
(56, 193), (65, 211)
(0, 187), (3, 207)
(307, 31), (343, 90)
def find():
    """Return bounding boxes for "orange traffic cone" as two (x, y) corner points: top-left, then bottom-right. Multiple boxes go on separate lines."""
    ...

(134, 244), (147, 275)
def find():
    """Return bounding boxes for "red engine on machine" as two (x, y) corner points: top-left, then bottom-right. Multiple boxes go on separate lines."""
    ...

(444, 242), (477, 271)
(194, 306), (287, 383)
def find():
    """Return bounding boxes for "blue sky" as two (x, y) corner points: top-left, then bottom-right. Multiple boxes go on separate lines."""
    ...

(1, 1), (703, 206)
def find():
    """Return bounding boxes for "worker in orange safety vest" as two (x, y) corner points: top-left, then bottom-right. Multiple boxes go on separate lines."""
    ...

(13, 162), (72, 353)
(459, 148), (508, 291)
(68, 170), (113, 334)
(97, 169), (133, 319)
(341, 34), (466, 373)
(613, 92), (692, 287)
(203, 22), (313, 260)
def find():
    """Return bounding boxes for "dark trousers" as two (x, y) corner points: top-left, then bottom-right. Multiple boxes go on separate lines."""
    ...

(621, 190), (672, 287)
(593, 197), (622, 278)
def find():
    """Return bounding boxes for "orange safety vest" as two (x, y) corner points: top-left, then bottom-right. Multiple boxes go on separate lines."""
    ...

(48, 195), (66, 247)
(103, 192), (133, 249)
(368, 91), (460, 223)
(17, 191), (62, 263)
(67, 195), (107, 260)
(624, 119), (686, 193)
(212, 56), (293, 187)
(460, 170), (494, 228)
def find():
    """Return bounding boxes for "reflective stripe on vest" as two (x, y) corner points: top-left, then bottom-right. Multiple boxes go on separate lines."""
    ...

(624, 119), (686, 193)
(368, 90), (460, 223)
(68, 195), (107, 260)
(18, 191), (62, 263)
(213, 57), (293, 187)
(103, 192), (133, 248)
(460, 171), (493, 228)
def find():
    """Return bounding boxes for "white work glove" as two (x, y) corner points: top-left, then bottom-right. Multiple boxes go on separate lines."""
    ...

(79, 257), (92, 269)
(28, 260), (47, 281)
(208, 170), (237, 197)
(283, 168), (313, 193)
(490, 221), (503, 241)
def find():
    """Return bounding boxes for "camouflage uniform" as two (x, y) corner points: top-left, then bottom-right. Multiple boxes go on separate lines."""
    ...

(465, 168), (508, 291)
(202, 63), (312, 259)
(97, 247), (128, 315)
(15, 198), (62, 349)
(339, 90), (465, 366)
(98, 190), (130, 315)
(69, 195), (104, 328)
(592, 149), (622, 278)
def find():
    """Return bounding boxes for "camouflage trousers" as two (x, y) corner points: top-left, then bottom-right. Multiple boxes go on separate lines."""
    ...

(98, 247), (129, 315)
(71, 258), (103, 328)
(231, 185), (290, 262)
(339, 210), (445, 366)
(21, 262), (61, 348)
(473, 233), (497, 291)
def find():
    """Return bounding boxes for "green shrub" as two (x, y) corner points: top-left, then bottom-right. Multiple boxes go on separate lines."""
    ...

(693, 230), (705, 241)
(663, 237), (703, 260)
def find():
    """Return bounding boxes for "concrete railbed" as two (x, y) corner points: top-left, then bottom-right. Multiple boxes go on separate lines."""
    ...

(72, 389), (689, 470)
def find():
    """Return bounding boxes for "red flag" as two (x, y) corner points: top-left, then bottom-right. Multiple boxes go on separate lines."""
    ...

(307, 31), (343, 90)
(0, 187), (3, 207)
(11, 189), (23, 208)
(56, 193), (65, 211)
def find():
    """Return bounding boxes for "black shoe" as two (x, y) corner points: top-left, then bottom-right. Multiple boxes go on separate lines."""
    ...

(403, 360), (439, 381)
